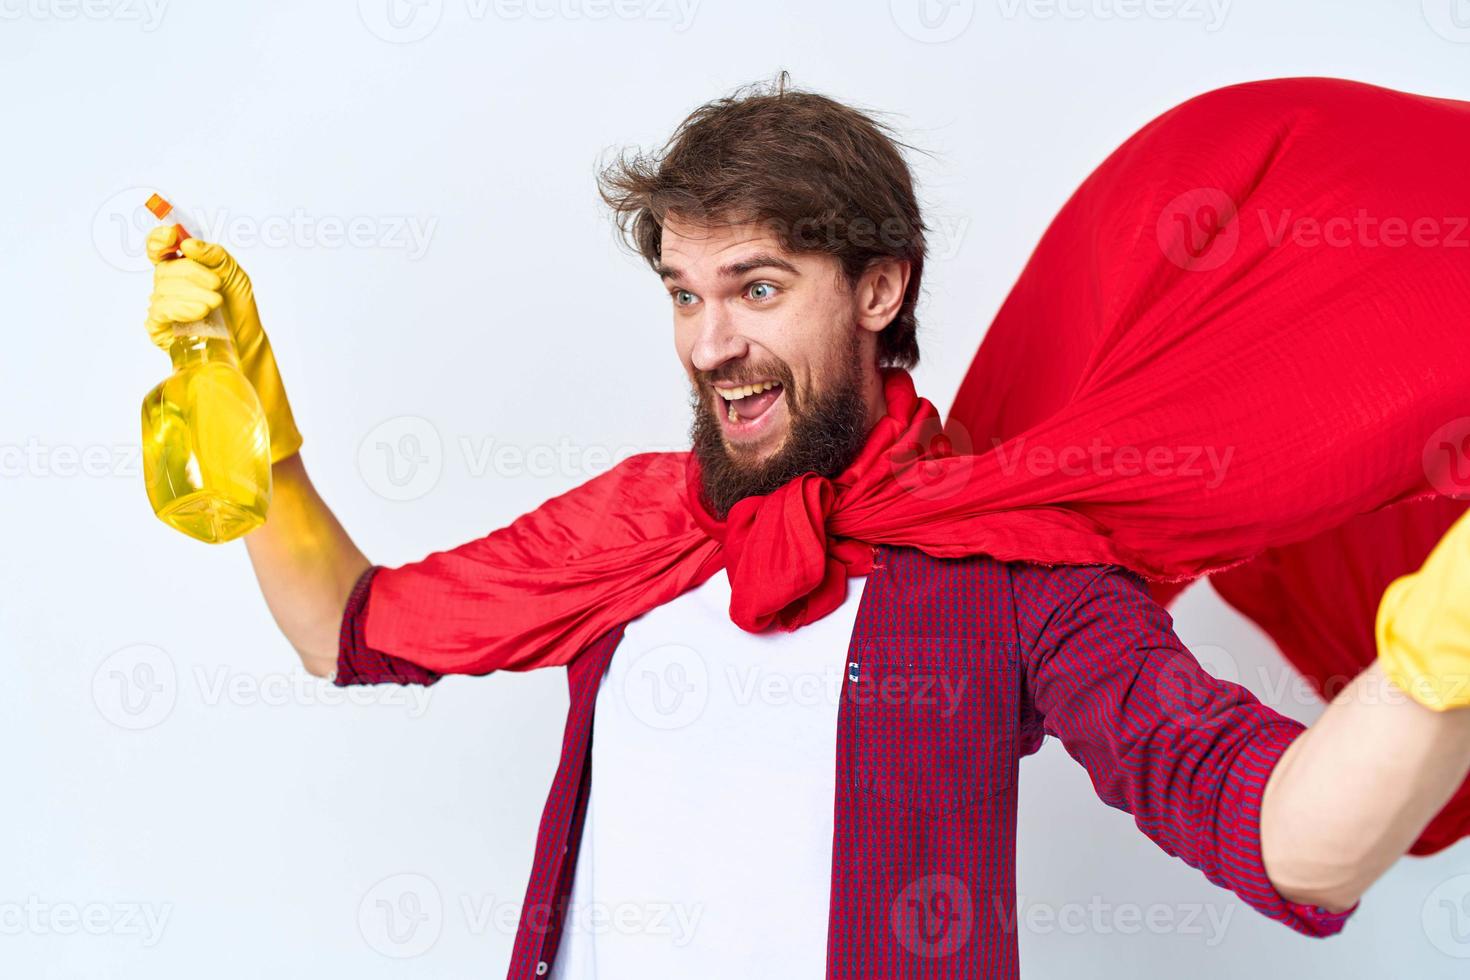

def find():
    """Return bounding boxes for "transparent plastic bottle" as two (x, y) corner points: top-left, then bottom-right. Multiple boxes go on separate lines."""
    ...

(140, 193), (272, 544)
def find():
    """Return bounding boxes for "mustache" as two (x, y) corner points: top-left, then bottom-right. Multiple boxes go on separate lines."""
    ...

(695, 360), (794, 390)
(695, 360), (798, 412)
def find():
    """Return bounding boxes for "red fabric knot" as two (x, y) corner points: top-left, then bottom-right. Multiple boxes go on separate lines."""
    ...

(685, 369), (923, 631)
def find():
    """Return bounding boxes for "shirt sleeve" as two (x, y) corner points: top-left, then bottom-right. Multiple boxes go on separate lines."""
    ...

(333, 565), (444, 688)
(1016, 563), (1358, 938)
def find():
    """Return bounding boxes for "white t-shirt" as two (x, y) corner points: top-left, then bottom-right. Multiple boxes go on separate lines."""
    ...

(548, 571), (868, 980)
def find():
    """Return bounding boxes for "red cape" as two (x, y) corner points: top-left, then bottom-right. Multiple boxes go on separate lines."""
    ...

(366, 77), (1470, 853)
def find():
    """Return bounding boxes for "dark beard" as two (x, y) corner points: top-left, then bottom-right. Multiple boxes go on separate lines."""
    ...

(690, 337), (872, 520)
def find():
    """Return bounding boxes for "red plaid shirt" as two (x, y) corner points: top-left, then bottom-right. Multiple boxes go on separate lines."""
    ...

(337, 545), (1356, 978)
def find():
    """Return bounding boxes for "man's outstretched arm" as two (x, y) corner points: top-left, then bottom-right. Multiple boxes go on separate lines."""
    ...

(144, 229), (369, 678)
(243, 452), (371, 678)
(1015, 551), (1468, 937)
(1262, 509), (1470, 911)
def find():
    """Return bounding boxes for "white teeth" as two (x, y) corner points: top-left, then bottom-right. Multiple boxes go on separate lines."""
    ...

(728, 401), (738, 424)
(716, 381), (779, 401)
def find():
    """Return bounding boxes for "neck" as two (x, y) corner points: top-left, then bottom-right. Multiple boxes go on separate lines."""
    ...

(859, 365), (890, 431)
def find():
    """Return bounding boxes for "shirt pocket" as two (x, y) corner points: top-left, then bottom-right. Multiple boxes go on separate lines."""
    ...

(849, 637), (1019, 816)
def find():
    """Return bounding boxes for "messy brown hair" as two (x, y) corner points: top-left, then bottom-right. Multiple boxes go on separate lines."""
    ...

(599, 73), (927, 369)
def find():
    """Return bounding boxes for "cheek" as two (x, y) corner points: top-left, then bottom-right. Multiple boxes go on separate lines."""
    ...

(672, 316), (698, 371)
(775, 294), (851, 377)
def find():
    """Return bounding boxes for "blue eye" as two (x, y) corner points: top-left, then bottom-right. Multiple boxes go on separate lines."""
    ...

(673, 289), (697, 306)
(747, 282), (776, 301)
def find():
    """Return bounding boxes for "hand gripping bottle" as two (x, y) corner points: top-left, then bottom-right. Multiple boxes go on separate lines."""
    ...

(140, 193), (272, 543)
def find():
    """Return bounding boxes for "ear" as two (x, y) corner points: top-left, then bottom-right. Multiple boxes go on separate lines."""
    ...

(853, 257), (912, 335)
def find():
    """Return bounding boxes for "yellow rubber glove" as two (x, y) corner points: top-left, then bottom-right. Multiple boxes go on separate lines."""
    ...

(145, 227), (303, 463)
(1377, 507), (1470, 711)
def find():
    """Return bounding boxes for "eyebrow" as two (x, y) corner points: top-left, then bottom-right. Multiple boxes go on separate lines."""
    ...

(656, 252), (802, 283)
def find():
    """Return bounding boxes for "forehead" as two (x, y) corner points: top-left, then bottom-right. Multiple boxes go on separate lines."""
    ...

(654, 216), (848, 291)
(658, 214), (829, 279)
(661, 216), (780, 257)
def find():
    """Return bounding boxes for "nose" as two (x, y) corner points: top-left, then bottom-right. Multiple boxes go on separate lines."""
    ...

(687, 302), (750, 376)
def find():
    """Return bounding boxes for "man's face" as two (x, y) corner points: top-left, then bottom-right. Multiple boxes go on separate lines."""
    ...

(657, 217), (897, 517)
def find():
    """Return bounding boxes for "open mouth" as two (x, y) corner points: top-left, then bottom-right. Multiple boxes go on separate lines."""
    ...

(715, 380), (784, 428)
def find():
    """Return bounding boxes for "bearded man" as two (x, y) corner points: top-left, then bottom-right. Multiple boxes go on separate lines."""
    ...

(142, 76), (1470, 979)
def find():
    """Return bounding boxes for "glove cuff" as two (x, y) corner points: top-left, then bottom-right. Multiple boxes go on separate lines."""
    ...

(1377, 572), (1470, 711)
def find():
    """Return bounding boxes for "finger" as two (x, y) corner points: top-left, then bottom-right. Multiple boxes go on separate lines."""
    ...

(149, 294), (216, 325)
(178, 237), (231, 269)
(143, 316), (175, 349)
(145, 226), (184, 265)
(152, 280), (223, 311)
(153, 258), (222, 291)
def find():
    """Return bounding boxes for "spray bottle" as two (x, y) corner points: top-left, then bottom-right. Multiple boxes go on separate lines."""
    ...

(140, 193), (272, 544)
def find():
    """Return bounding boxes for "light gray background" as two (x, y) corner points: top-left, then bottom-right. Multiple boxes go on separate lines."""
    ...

(4, 0), (1470, 976)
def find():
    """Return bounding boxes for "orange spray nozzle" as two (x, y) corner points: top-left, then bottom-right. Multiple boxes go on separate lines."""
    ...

(144, 193), (173, 220)
(144, 191), (193, 259)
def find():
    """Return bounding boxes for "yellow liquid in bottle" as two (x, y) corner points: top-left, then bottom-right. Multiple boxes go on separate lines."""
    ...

(141, 331), (272, 544)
